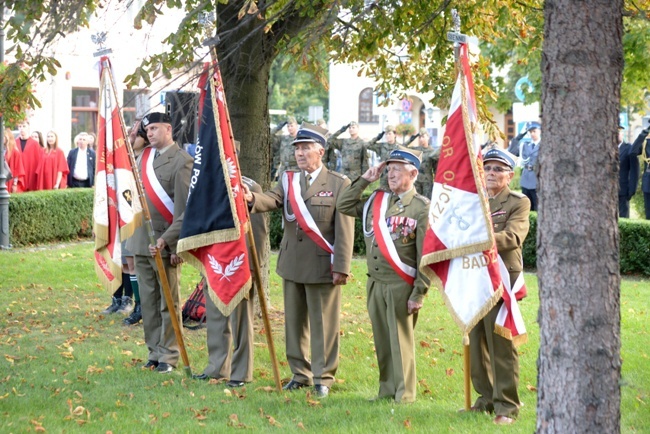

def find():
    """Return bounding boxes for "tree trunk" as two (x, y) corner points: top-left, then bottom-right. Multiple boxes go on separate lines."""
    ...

(217, 9), (277, 309)
(537, 2), (623, 433)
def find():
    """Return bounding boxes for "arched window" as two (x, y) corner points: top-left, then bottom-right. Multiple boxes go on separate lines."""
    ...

(359, 87), (378, 123)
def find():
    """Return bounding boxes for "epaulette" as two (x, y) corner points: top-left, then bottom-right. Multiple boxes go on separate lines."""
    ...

(414, 193), (431, 205)
(509, 190), (526, 199)
(329, 171), (348, 180)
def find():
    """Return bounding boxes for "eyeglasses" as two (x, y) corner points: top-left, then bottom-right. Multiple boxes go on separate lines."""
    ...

(483, 165), (511, 173)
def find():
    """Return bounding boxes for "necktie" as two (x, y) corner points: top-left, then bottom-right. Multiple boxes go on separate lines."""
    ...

(305, 174), (312, 187)
(154, 150), (160, 159)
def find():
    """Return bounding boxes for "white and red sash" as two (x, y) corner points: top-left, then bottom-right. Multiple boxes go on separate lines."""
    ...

(141, 146), (174, 224)
(495, 256), (527, 343)
(364, 190), (416, 285)
(283, 171), (334, 257)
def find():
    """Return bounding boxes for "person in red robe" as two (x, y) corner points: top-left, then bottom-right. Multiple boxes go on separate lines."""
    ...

(4, 128), (26, 193)
(16, 121), (44, 191)
(36, 131), (69, 190)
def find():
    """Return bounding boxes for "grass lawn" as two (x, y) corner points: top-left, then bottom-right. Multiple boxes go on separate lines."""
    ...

(0, 242), (648, 433)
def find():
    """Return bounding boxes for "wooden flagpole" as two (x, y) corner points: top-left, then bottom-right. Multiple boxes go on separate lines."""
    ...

(446, 10), (477, 411)
(99, 55), (193, 378)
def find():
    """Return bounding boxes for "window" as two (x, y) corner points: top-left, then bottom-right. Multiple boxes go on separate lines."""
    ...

(123, 90), (144, 128)
(71, 88), (98, 140)
(358, 87), (378, 123)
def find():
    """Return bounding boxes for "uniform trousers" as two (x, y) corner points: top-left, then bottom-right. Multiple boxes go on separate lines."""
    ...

(203, 286), (255, 382)
(619, 196), (630, 218)
(469, 300), (520, 418)
(521, 187), (537, 211)
(283, 279), (341, 387)
(135, 254), (182, 367)
(645, 193), (650, 219)
(367, 277), (418, 403)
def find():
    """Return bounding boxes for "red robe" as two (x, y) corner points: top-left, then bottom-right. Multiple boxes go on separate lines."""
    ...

(4, 147), (26, 192)
(36, 148), (69, 190)
(20, 138), (44, 191)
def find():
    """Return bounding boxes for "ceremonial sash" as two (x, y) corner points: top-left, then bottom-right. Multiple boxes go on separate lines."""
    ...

(494, 256), (527, 345)
(368, 190), (416, 286)
(141, 147), (174, 224)
(283, 171), (334, 258)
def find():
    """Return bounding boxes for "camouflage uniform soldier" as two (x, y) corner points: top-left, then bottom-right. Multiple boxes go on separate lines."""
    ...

(368, 125), (400, 188)
(411, 129), (439, 198)
(326, 121), (369, 179)
(271, 117), (299, 179)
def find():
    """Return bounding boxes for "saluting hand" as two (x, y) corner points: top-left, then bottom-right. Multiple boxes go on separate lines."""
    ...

(362, 162), (386, 183)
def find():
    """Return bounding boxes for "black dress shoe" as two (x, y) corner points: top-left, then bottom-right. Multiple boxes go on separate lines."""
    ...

(156, 362), (174, 373)
(193, 373), (211, 380)
(142, 360), (159, 370)
(314, 385), (329, 398)
(227, 380), (246, 388)
(282, 380), (308, 391)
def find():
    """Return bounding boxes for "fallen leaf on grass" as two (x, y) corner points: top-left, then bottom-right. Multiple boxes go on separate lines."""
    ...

(266, 416), (281, 427)
(12, 387), (25, 397)
(445, 368), (454, 377)
(297, 422), (306, 430)
(419, 341), (430, 348)
(306, 399), (321, 407)
(162, 412), (171, 418)
(255, 386), (275, 393)
(0, 393), (9, 400)
(526, 384), (537, 392)
(404, 419), (412, 428)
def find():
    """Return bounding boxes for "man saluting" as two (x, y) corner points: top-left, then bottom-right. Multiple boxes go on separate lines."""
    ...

(337, 146), (431, 403)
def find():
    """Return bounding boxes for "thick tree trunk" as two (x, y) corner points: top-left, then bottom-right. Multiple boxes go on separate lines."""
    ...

(217, 9), (277, 309)
(537, 2), (623, 433)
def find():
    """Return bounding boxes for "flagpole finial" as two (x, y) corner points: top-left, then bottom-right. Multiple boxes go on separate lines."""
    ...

(91, 31), (112, 57)
(199, 11), (220, 47)
(452, 9), (461, 34)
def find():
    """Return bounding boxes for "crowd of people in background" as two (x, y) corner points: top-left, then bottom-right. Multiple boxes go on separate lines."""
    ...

(2, 121), (98, 193)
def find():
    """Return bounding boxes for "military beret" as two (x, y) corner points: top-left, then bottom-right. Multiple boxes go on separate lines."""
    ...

(349, 121), (359, 127)
(483, 148), (516, 169)
(419, 128), (428, 136)
(385, 124), (397, 133)
(385, 145), (422, 171)
(142, 112), (172, 127)
(292, 122), (328, 148)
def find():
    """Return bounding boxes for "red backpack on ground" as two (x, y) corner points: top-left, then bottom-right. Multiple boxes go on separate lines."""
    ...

(181, 277), (207, 329)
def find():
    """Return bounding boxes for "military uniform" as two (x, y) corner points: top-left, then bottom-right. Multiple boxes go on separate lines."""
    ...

(337, 177), (431, 403)
(272, 135), (299, 177)
(368, 141), (400, 188)
(519, 140), (539, 211)
(202, 176), (267, 382)
(469, 186), (530, 419)
(412, 146), (439, 198)
(251, 168), (355, 388)
(129, 143), (193, 368)
(326, 136), (369, 179)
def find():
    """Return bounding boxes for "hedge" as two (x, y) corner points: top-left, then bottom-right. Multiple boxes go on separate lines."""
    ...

(7, 188), (650, 276)
(8, 188), (94, 247)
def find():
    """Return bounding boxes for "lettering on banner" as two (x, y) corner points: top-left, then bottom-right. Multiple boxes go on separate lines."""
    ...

(430, 183), (452, 224)
(461, 250), (497, 269)
(188, 143), (203, 199)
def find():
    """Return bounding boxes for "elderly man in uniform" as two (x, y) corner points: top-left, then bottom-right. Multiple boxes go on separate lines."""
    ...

(468, 148), (530, 425)
(325, 121), (369, 179)
(410, 128), (439, 198)
(271, 116), (299, 179)
(337, 146), (431, 403)
(243, 123), (355, 398)
(128, 112), (193, 374)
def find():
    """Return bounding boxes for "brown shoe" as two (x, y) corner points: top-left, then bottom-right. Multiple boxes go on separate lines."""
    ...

(493, 415), (515, 425)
